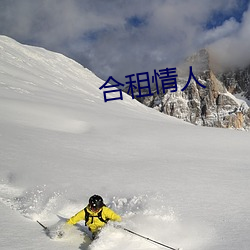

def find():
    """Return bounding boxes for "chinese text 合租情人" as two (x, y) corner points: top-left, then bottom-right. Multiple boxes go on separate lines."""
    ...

(99, 66), (206, 102)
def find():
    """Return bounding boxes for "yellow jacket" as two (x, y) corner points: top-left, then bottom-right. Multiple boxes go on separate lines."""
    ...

(67, 206), (121, 233)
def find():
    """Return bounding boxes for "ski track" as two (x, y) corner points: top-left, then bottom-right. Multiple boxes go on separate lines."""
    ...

(0, 180), (212, 250)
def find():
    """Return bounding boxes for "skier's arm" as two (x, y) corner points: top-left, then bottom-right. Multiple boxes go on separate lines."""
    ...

(67, 209), (85, 225)
(104, 207), (122, 222)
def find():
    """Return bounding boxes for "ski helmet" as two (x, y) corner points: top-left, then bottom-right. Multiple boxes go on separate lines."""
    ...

(89, 195), (104, 210)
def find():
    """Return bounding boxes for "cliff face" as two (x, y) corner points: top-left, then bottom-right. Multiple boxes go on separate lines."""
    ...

(217, 66), (250, 100)
(136, 49), (250, 130)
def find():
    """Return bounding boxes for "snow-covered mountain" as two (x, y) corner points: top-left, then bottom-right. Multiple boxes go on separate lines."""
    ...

(0, 36), (250, 250)
(137, 49), (250, 130)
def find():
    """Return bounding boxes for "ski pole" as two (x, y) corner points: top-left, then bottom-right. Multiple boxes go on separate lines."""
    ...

(122, 227), (180, 250)
(37, 220), (48, 231)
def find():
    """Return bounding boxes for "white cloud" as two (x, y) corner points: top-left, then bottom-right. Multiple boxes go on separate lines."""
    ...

(201, 18), (240, 45)
(0, 0), (248, 80)
(209, 3), (250, 68)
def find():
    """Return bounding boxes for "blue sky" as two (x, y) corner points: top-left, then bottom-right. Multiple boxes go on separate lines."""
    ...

(205, 0), (249, 28)
(0, 0), (249, 81)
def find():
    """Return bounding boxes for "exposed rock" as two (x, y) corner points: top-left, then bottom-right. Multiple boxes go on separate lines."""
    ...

(217, 66), (250, 100)
(134, 49), (250, 130)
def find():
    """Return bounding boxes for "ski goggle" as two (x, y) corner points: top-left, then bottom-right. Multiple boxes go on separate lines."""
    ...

(90, 204), (101, 211)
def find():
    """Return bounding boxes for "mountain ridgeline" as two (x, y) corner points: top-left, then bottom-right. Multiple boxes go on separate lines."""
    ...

(131, 49), (250, 130)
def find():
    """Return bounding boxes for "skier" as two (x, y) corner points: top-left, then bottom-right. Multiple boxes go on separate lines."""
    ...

(66, 194), (121, 239)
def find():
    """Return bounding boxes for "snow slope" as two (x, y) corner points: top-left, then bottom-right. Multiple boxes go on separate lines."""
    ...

(0, 36), (249, 250)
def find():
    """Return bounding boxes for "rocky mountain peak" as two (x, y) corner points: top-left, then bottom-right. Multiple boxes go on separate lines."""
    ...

(135, 49), (250, 130)
(180, 48), (210, 75)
